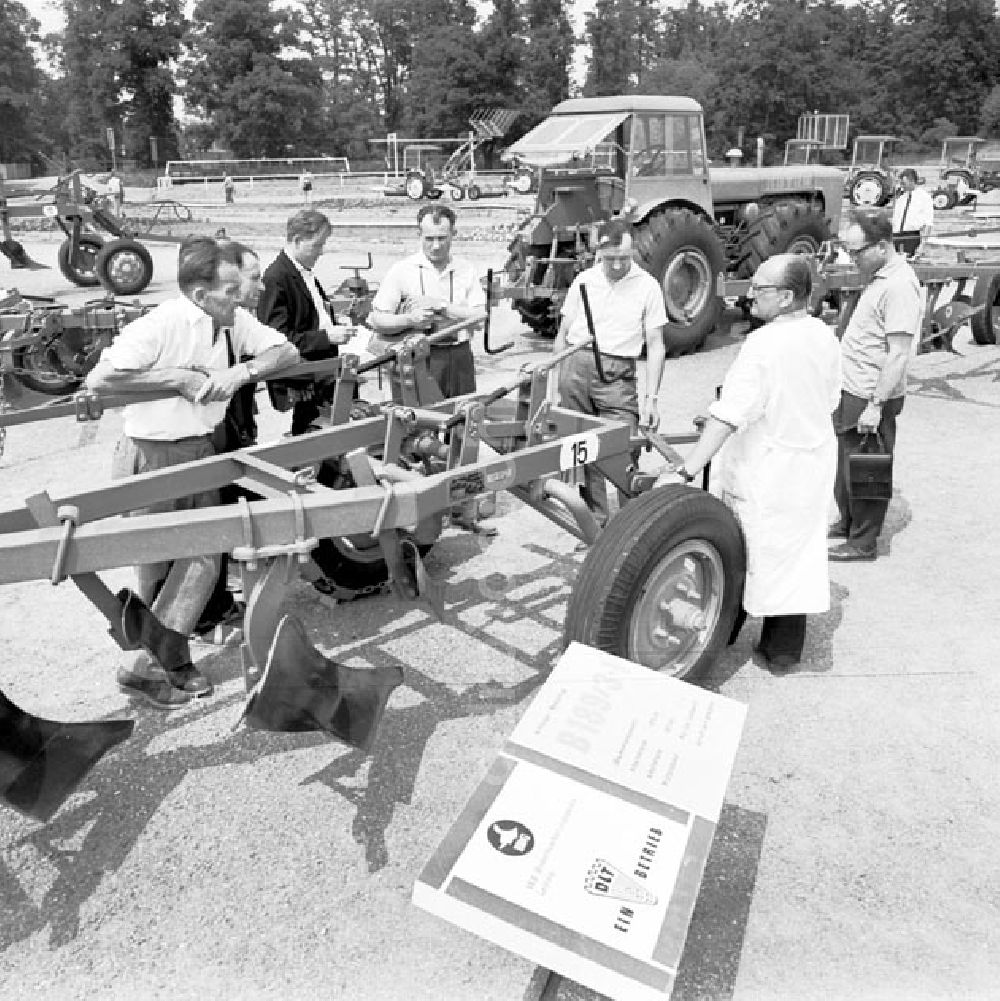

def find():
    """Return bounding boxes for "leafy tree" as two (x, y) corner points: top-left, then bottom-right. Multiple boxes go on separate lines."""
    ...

(583, 0), (661, 96)
(183, 0), (323, 156)
(980, 84), (1000, 137)
(0, 0), (42, 162)
(521, 0), (572, 122)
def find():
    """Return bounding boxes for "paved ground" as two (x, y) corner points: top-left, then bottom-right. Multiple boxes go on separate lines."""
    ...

(0, 202), (998, 1001)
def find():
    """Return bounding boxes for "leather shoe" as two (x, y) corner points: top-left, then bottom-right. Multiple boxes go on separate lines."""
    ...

(828, 543), (877, 562)
(165, 663), (214, 697)
(827, 521), (850, 540)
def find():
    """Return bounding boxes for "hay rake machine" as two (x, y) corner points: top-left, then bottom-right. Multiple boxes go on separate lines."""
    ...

(0, 315), (747, 823)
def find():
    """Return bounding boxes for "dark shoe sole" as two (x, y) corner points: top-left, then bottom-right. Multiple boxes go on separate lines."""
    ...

(828, 545), (877, 562)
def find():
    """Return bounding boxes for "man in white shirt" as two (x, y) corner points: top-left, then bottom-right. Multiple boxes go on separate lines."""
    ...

(553, 219), (668, 526)
(891, 168), (934, 255)
(368, 204), (492, 533)
(85, 238), (300, 709)
(368, 203), (486, 400)
(665, 254), (842, 669)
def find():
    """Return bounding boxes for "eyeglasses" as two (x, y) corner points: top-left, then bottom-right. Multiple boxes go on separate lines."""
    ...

(845, 241), (880, 259)
(748, 284), (784, 296)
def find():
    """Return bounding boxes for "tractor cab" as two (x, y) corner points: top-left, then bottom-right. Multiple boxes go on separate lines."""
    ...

(935, 137), (999, 208)
(783, 139), (824, 167)
(846, 135), (900, 206)
(505, 96), (713, 221)
(940, 137), (985, 171)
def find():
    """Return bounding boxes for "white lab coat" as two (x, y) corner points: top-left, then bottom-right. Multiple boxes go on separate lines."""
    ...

(710, 314), (842, 616)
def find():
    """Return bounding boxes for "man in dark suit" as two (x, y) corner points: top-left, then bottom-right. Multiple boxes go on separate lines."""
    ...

(258, 209), (350, 434)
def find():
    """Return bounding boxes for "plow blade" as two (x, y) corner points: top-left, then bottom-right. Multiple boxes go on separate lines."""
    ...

(241, 614), (403, 753)
(0, 687), (133, 822)
(0, 239), (47, 270)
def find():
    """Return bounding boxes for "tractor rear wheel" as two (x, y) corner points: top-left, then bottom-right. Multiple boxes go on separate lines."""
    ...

(57, 235), (103, 287)
(735, 200), (829, 278)
(971, 272), (1000, 345)
(405, 171), (427, 200)
(849, 172), (889, 207)
(633, 207), (724, 356)
(95, 238), (154, 296)
(564, 485), (745, 684)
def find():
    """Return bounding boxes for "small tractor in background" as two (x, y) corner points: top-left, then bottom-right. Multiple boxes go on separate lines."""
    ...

(845, 135), (900, 207)
(493, 95), (844, 354)
(783, 139), (825, 166)
(932, 137), (1000, 209)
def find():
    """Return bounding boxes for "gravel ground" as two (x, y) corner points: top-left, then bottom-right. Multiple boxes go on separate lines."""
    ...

(0, 192), (998, 1001)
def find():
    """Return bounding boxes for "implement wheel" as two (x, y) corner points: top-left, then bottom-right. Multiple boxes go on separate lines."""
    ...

(633, 207), (724, 357)
(57, 235), (103, 287)
(564, 485), (745, 684)
(971, 272), (1000, 345)
(95, 238), (154, 296)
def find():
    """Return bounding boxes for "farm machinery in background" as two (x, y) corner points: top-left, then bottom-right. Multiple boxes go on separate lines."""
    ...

(377, 109), (529, 202)
(932, 137), (1000, 210)
(0, 170), (188, 297)
(490, 95), (844, 354)
(844, 135), (901, 207)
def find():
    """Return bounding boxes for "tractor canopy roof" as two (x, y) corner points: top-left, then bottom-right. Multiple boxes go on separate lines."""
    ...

(506, 96), (702, 167)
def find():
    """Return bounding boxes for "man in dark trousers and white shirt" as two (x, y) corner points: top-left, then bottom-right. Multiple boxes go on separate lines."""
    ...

(891, 168), (934, 256)
(258, 209), (351, 435)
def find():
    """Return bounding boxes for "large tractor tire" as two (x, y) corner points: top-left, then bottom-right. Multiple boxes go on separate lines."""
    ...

(633, 207), (725, 356)
(735, 200), (829, 278)
(849, 171), (890, 207)
(564, 485), (745, 685)
(57, 235), (103, 287)
(971, 272), (1000, 345)
(95, 238), (154, 296)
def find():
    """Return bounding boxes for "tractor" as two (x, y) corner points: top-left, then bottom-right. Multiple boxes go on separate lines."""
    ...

(495, 95), (844, 354)
(783, 139), (825, 167)
(845, 135), (900, 207)
(932, 138), (1000, 209)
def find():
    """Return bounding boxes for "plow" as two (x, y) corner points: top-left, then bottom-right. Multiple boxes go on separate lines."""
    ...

(0, 318), (745, 824)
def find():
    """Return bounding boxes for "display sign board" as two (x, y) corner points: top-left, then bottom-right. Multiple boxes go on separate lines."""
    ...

(413, 643), (747, 1001)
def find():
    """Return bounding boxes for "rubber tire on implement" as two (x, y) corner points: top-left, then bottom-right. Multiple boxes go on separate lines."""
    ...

(95, 238), (154, 296)
(633, 207), (724, 356)
(405, 172), (426, 201)
(564, 485), (745, 684)
(932, 188), (958, 211)
(734, 200), (829, 278)
(467, 184), (481, 201)
(971, 273), (1000, 345)
(11, 344), (81, 395)
(57, 234), (103, 287)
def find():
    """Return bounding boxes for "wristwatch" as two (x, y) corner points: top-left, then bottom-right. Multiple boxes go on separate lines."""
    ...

(244, 361), (260, 381)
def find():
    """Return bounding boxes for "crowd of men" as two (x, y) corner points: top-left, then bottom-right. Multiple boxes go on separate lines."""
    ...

(84, 194), (923, 708)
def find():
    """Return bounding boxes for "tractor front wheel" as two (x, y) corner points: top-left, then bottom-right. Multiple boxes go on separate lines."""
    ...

(405, 172), (427, 201)
(932, 188), (958, 211)
(57, 235), (103, 287)
(95, 239), (154, 296)
(564, 485), (745, 684)
(633, 207), (724, 356)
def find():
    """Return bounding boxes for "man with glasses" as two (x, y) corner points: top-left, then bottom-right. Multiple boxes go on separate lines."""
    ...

(829, 208), (921, 562)
(662, 254), (840, 670)
(552, 218), (668, 526)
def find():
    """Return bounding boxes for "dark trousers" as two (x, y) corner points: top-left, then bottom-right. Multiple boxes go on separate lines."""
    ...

(428, 341), (476, 398)
(833, 391), (904, 552)
(729, 608), (807, 664)
(558, 350), (639, 525)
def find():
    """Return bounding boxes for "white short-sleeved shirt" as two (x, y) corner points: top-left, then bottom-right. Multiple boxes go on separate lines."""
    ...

(892, 186), (934, 234)
(103, 296), (287, 440)
(370, 252), (486, 342)
(841, 255), (921, 399)
(560, 263), (668, 358)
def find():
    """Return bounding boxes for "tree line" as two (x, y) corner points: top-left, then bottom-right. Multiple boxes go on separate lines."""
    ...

(1, 0), (999, 172)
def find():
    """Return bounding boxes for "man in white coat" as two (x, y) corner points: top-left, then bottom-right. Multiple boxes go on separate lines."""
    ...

(665, 254), (842, 669)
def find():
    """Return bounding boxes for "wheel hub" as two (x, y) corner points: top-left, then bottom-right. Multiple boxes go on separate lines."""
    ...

(662, 249), (712, 325)
(627, 541), (724, 677)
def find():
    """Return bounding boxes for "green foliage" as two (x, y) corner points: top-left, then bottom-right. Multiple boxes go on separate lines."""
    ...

(0, 0), (42, 162)
(981, 85), (1000, 138)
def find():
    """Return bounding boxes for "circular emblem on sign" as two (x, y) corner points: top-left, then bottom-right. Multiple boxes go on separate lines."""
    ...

(486, 819), (535, 856)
